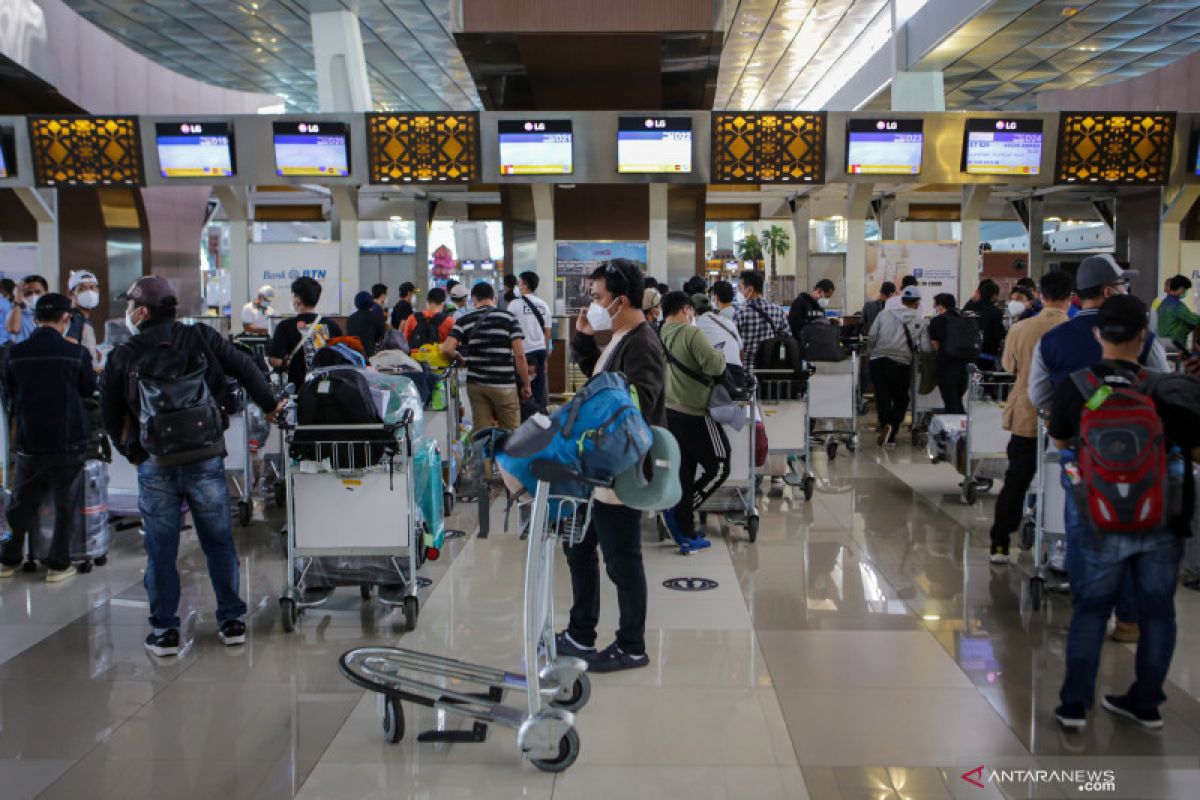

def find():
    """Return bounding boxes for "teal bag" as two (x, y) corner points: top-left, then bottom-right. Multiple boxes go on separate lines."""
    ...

(414, 437), (445, 557)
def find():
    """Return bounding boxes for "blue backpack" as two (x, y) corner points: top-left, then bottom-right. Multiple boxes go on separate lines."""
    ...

(496, 372), (653, 501)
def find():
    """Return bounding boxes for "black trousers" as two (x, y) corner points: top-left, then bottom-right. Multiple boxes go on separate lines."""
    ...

(990, 434), (1039, 549)
(870, 357), (911, 434)
(2, 452), (85, 571)
(667, 409), (731, 537)
(564, 501), (647, 654)
(936, 359), (968, 414)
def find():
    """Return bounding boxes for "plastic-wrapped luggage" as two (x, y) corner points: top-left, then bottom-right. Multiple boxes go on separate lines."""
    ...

(34, 460), (110, 563)
(413, 437), (445, 557)
(927, 414), (1006, 480)
(363, 371), (424, 436)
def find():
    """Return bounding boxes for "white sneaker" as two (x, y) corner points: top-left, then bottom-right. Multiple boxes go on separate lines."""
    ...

(1047, 540), (1067, 574)
(45, 565), (77, 583)
(0, 563), (19, 579)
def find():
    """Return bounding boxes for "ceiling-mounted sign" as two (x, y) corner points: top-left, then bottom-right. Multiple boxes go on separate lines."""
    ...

(272, 121), (350, 178)
(29, 116), (144, 187)
(846, 118), (924, 176)
(617, 116), (693, 174)
(498, 119), (573, 175)
(1055, 112), (1175, 185)
(366, 113), (478, 184)
(961, 118), (1044, 176)
(711, 112), (825, 184)
(155, 121), (235, 178)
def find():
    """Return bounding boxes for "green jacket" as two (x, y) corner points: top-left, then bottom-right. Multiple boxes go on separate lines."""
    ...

(1157, 295), (1200, 348)
(661, 321), (726, 415)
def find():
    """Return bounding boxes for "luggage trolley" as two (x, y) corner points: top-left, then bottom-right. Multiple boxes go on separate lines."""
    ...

(694, 387), (760, 542)
(222, 386), (257, 526)
(808, 352), (860, 460)
(278, 416), (422, 633)
(909, 354), (941, 447)
(755, 369), (815, 501)
(956, 368), (1012, 505)
(338, 459), (597, 773)
(1023, 417), (1069, 611)
(420, 366), (465, 514)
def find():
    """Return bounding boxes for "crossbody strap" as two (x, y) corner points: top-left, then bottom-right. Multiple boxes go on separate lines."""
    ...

(750, 302), (787, 338)
(660, 328), (715, 387)
(288, 315), (324, 361)
(520, 295), (547, 330)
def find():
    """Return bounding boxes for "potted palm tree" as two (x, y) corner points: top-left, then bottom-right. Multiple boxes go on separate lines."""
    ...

(761, 225), (791, 301)
(735, 233), (763, 271)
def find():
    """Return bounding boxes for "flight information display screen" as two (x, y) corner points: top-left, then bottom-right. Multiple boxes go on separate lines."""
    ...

(0, 127), (15, 179)
(962, 118), (1043, 175)
(0, 138), (9, 179)
(272, 121), (350, 177)
(155, 122), (235, 178)
(846, 119), (924, 175)
(498, 120), (573, 175)
(617, 116), (693, 173)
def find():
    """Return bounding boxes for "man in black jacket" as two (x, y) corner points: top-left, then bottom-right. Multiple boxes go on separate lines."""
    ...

(0, 294), (96, 582)
(558, 258), (665, 673)
(788, 278), (836, 340)
(101, 277), (283, 657)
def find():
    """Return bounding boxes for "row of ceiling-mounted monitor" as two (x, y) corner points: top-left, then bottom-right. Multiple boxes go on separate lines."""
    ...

(0, 111), (1185, 187)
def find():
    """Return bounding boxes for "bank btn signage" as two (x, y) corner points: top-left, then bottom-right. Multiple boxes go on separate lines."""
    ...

(249, 242), (342, 314)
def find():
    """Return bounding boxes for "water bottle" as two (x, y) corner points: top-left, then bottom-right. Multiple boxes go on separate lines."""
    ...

(431, 380), (447, 412)
(1168, 445), (1185, 518)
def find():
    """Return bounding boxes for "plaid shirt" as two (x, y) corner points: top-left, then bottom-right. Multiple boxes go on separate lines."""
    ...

(734, 298), (789, 369)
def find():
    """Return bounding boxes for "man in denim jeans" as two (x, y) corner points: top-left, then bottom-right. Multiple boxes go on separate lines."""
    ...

(1048, 295), (1200, 730)
(101, 277), (282, 657)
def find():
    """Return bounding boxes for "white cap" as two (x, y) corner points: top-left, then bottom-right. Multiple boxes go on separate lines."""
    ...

(257, 284), (276, 301)
(901, 286), (922, 300)
(68, 270), (98, 291)
(449, 284), (469, 301)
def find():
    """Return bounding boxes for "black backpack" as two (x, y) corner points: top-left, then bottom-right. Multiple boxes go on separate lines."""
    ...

(293, 368), (393, 466)
(799, 322), (844, 362)
(129, 342), (226, 467)
(749, 305), (809, 399)
(941, 313), (982, 361)
(407, 311), (449, 350)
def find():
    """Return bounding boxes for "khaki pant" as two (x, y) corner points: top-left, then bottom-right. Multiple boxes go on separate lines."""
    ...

(467, 383), (521, 431)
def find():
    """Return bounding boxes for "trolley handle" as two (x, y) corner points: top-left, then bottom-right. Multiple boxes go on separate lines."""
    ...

(531, 459), (612, 488)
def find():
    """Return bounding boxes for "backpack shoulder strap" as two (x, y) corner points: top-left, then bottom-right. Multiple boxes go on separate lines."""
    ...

(1069, 368), (1102, 401)
(288, 315), (324, 361)
(750, 302), (786, 338)
(520, 295), (547, 329)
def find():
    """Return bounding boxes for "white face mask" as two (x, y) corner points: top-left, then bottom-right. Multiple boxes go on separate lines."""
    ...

(586, 298), (618, 332)
(817, 296), (831, 309)
(125, 308), (141, 335)
(77, 290), (100, 309)
(1007, 300), (1026, 318)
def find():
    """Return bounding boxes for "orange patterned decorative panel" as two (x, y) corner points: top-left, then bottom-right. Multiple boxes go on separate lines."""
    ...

(1055, 113), (1174, 185)
(28, 116), (143, 187)
(712, 112), (825, 184)
(367, 113), (478, 184)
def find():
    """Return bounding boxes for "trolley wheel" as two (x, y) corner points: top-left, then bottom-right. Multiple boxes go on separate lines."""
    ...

(380, 694), (404, 744)
(826, 440), (838, 460)
(280, 598), (298, 632)
(1030, 577), (1045, 612)
(403, 596), (419, 632)
(22, 560), (36, 573)
(847, 435), (858, 453)
(746, 515), (760, 544)
(1019, 521), (1036, 551)
(443, 491), (455, 516)
(531, 728), (581, 773)
(962, 481), (978, 506)
(552, 673), (592, 713)
(977, 478), (994, 493)
(359, 584), (373, 602)
(237, 501), (251, 527)
(94, 555), (108, 567)
(802, 476), (815, 502)
(77, 561), (93, 574)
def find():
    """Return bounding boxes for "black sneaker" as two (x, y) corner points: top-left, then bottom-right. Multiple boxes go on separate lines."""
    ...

(1102, 694), (1163, 729)
(555, 631), (596, 659)
(1054, 703), (1087, 730)
(587, 641), (650, 673)
(219, 619), (247, 646)
(145, 629), (181, 658)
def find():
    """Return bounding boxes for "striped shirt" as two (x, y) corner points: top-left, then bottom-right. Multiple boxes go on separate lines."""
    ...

(448, 306), (523, 387)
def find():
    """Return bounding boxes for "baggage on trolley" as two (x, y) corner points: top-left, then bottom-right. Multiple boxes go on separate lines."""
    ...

(807, 351), (860, 460)
(689, 388), (760, 542)
(925, 368), (1011, 504)
(1024, 418), (1070, 610)
(31, 459), (111, 572)
(339, 455), (600, 773)
(755, 368), (815, 501)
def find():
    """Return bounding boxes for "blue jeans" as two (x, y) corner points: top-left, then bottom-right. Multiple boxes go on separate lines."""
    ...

(1061, 456), (1139, 624)
(1058, 465), (1183, 710)
(526, 349), (548, 410)
(137, 456), (246, 630)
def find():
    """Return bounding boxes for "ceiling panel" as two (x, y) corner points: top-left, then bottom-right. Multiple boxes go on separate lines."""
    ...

(59, 0), (482, 111)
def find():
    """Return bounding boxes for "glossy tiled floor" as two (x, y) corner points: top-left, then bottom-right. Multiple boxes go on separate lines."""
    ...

(3, 432), (1200, 799)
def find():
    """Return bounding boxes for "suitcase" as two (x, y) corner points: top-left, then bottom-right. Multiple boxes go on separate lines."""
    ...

(799, 322), (844, 362)
(34, 460), (111, 566)
(927, 415), (1006, 481)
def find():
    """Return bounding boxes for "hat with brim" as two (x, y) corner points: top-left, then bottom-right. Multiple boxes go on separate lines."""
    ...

(613, 426), (682, 512)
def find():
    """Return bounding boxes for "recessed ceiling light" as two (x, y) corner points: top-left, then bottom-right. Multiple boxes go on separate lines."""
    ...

(1062, 7), (1079, 16)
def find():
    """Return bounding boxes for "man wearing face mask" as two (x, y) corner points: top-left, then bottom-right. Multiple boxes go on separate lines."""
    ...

(101, 277), (284, 657)
(6, 275), (48, 345)
(557, 258), (664, 673)
(1155, 275), (1200, 351)
(241, 285), (276, 336)
(65, 270), (101, 367)
(787, 279), (836, 341)
(734, 269), (788, 370)
(0, 294), (96, 582)
(1008, 285), (1036, 323)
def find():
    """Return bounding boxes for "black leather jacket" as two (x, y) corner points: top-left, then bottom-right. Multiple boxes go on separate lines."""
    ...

(572, 321), (666, 427)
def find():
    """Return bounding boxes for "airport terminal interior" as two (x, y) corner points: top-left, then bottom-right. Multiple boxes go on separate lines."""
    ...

(7, 1), (1200, 798)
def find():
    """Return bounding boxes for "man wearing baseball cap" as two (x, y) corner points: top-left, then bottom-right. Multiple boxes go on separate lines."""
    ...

(101, 276), (284, 657)
(66, 270), (101, 367)
(1048, 294), (1200, 731)
(867, 284), (925, 448)
(241, 284), (276, 335)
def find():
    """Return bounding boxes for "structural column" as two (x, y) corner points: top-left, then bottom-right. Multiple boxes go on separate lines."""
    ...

(531, 183), (555, 309)
(213, 186), (249, 334)
(789, 196), (811, 291)
(331, 186), (359, 315)
(845, 183), (874, 315)
(1160, 186), (1200, 286)
(960, 185), (990, 300)
(648, 184), (669, 285)
(413, 198), (430, 293)
(310, 7), (373, 112)
(13, 188), (58, 291)
(1027, 196), (1045, 279)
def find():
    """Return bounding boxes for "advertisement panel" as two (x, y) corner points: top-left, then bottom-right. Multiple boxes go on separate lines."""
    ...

(555, 241), (648, 314)
(865, 241), (960, 317)
(248, 242), (342, 314)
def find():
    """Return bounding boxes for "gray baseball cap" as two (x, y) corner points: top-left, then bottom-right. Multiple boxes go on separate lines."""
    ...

(1076, 253), (1137, 291)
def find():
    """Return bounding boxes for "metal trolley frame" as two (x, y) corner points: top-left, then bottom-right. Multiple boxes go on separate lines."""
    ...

(755, 369), (816, 502)
(1023, 417), (1070, 611)
(278, 419), (421, 632)
(957, 367), (1013, 505)
(420, 366), (465, 515)
(807, 351), (861, 460)
(338, 463), (597, 773)
(690, 389), (761, 542)
(222, 389), (257, 526)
